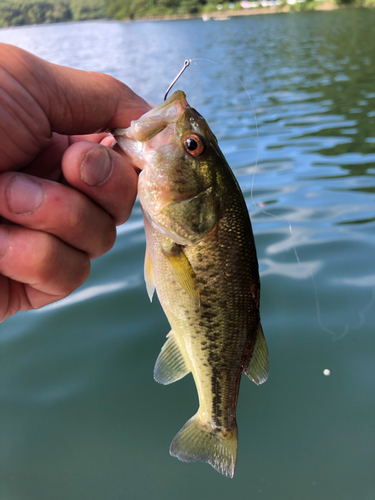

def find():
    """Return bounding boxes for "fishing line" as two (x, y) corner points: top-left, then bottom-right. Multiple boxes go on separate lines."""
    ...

(171, 57), (364, 340)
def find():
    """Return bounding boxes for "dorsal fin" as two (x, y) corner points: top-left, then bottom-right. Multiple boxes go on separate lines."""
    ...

(245, 322), (269, 385)
(154, 331), (190, 385)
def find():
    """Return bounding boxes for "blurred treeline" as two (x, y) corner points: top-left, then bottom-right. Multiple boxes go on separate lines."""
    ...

(106, 0), (232, 19)
(0, 0), (105, 26)
(1, 0), (374, 27)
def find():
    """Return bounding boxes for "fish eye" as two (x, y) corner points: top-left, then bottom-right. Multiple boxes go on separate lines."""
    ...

(183, 134), (205, 157)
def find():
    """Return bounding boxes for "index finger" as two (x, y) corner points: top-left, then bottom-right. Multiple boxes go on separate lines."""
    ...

(0, 43), (151, 171)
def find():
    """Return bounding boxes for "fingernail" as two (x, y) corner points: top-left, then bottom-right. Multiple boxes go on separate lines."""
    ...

(81, 147), (112, 187)
(7, 175), (44, 215)
(0, 226), (9, 259)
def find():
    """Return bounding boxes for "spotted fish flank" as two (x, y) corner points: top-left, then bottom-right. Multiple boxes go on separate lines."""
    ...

(113, 91), (269, 478)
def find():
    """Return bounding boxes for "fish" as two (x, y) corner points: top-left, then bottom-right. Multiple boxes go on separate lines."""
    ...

(113, 90), (269, 478)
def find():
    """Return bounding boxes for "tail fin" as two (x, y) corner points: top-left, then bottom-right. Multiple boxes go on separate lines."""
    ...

(169, 413), (238, 478)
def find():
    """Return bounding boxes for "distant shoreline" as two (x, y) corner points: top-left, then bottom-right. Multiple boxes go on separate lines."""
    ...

(133, 2), (345, 22)
(0, 3), (365, 30)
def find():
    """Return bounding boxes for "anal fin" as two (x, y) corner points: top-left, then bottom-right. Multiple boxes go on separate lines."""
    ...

(154, 331), (190, 385)
(245, 322), (269, 385)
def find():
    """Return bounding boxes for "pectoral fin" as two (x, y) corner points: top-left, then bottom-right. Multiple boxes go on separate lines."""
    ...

(154, 331), (190, 385)
(144, 247), (155, 302)
(163, 245), (200, 306)
(245, 323), (269, 385)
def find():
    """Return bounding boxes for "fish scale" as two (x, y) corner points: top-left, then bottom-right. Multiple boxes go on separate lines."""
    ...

(113, 90), (269, 478)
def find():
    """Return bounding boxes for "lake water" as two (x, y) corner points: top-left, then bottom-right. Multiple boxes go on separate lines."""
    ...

(1, 9), (375, 500)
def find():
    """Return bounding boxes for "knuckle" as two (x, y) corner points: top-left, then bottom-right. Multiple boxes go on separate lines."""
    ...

(72, 255), (91, 290)
(64, 194), (116, 258)
(58, 254), (91, 296)
(92, 217), (117, 258)
(104, 217), (117, 249)
(31, 233), (62, 283)
(33, 232), (90, 294)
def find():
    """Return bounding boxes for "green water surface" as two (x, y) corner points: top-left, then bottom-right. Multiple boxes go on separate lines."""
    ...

(1, 10), (375, 500)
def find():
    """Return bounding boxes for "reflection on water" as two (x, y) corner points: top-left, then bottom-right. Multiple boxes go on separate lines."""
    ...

(1, 10), (375, 500)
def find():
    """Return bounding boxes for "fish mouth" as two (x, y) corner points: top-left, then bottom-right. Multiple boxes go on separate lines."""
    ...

(113, 91), (188, 142)
(146, 124), (176, 152)
(112, 91), (189, 169)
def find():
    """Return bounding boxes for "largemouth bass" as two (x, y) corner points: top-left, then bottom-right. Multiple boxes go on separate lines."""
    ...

(113, 91), (269, 478)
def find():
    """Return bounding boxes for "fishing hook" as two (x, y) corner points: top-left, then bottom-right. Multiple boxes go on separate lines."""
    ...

(164, 59), (191, 101)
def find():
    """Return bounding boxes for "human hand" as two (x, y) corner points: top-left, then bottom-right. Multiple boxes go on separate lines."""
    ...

(0, 43), (151, 322)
